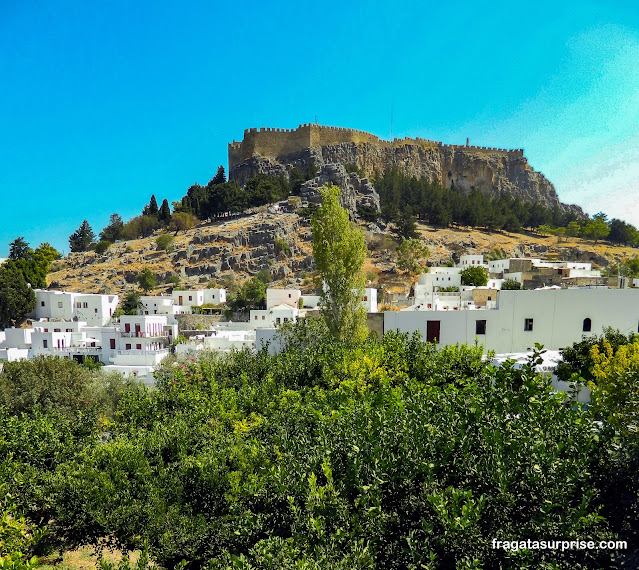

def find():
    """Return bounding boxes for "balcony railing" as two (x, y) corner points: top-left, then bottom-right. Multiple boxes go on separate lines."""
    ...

(120, 332), (168, 338)
(116, 349), (170, 356)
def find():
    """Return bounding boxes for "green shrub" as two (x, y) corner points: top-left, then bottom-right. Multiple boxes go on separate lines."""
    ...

(155, 234), (174, 251)
(94, 240), (111, 255)
(274, 237), (291, 257)
(164, 274), (181, 286)
(501, 278), (521, 290)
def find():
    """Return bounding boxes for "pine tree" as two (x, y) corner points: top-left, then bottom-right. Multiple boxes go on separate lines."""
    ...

(68, 220), (96, 252)
(8, 237), (32, 260)
(159, 199), (171, 224)
(100, 213), (124, 243)
(0, 262), (36, 328)
(148, 195), (159, 215)
(211, 165), (226, 185)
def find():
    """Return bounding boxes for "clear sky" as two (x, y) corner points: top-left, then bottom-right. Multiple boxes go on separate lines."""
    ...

(2, 0), (639, 257)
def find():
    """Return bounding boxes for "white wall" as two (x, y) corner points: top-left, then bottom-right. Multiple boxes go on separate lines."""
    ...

(266, 289), (301, 309)
(171, 290), (205, 307)
(203, 289), (226, 304)
(385, 289), (639, 354)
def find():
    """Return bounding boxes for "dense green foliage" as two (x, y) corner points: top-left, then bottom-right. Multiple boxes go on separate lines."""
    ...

(460, 266), (489, 286)
(228, 277), (266, 311)
(374, 169), (639, 245)
(1, 329), (638, 568)
(0, 263), (36, 328)
(155, 234), (175, 251)
(396, 238), (429, 274)
(116, 291), (143, 316)
(556, 327), (638, 383)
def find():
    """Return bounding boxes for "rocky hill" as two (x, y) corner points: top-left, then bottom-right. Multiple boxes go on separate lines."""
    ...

(228, 124), (581, 214)
(47, 211), (634, 297)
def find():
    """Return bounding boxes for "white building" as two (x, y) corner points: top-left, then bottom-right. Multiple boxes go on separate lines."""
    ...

(0, 328), (32, 361)
(171, 289), (205, 312)
(169, 288), (226, 313)
(176, 328), (256, 355)
(415, 268), (463, 298)
(459, 254), (487, 268)
(266, 288), (301, 309)
(33, 290), (118, 326)
(203, 288), (226, 304)
(385, 288), (639, 354)
(362, 287), (378, 313)
(250, 304), (299, 328)
(139, 295), (178, 316)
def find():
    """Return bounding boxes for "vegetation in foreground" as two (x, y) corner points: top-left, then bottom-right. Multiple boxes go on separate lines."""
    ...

(1, 323), (639, 568)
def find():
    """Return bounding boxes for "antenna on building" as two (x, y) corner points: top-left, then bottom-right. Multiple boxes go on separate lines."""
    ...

(315, 115), (318, 125)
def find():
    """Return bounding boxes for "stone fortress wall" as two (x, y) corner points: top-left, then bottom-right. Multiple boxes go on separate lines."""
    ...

(228, 123), (525, 171)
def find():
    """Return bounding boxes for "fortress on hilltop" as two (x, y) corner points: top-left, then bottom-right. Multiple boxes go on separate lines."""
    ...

(228, 123), (524, 171)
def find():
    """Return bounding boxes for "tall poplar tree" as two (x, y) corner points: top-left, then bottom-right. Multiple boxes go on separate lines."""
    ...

(311, 183), (368, 343)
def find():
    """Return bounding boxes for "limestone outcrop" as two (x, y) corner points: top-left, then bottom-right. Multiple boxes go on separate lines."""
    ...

(229, 125), (581, 214)
(299, 163), (380, 218)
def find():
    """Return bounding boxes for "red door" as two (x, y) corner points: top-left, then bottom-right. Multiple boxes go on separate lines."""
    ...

(135, 324), (141, 337)
(426, 321), (440, 344)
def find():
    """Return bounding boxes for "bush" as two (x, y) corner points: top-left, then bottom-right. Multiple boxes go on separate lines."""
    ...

(136, 267), (156, 292)
(501, 278), (521, 290)
(39, 337), (623, 568)
(164, 274), (181, 286)
(155, 234), (174, 251)
(255, 269), (272, 285)
(274, 237), (291, 257)
(94, 240), (111, 255)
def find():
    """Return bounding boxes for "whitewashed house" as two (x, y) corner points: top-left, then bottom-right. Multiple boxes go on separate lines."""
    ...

(250, 304), (299, 328)
(169, 288), (227, 313)
(139, 295), (179, 316)
(33, 290), (118, 326)
(266, 288), (301, 309)
(458, 254), (487, 269)
(171, 289), (205, 313)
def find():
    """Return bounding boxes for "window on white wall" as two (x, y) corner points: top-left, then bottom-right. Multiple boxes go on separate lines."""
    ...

(524, 318), (534, 332)
(583, 318), (592, 332)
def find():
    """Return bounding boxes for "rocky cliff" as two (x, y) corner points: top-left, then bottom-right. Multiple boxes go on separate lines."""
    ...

(230, 140), (578, 213)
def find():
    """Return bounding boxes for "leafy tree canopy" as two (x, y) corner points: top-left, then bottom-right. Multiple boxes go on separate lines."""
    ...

(100, 213), (124, 243)
(136, 267), (156, 293)
(460, 265), (489, 286)
(396, 238), (429, 274)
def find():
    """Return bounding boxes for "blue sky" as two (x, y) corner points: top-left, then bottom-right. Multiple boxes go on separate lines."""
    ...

(2, 0), (639, 256)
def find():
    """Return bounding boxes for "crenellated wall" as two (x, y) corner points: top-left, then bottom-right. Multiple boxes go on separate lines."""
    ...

(228, 123), (524, 171)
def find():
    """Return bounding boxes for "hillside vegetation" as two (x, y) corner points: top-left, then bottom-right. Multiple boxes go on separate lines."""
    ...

(46, 211), (638, 297)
